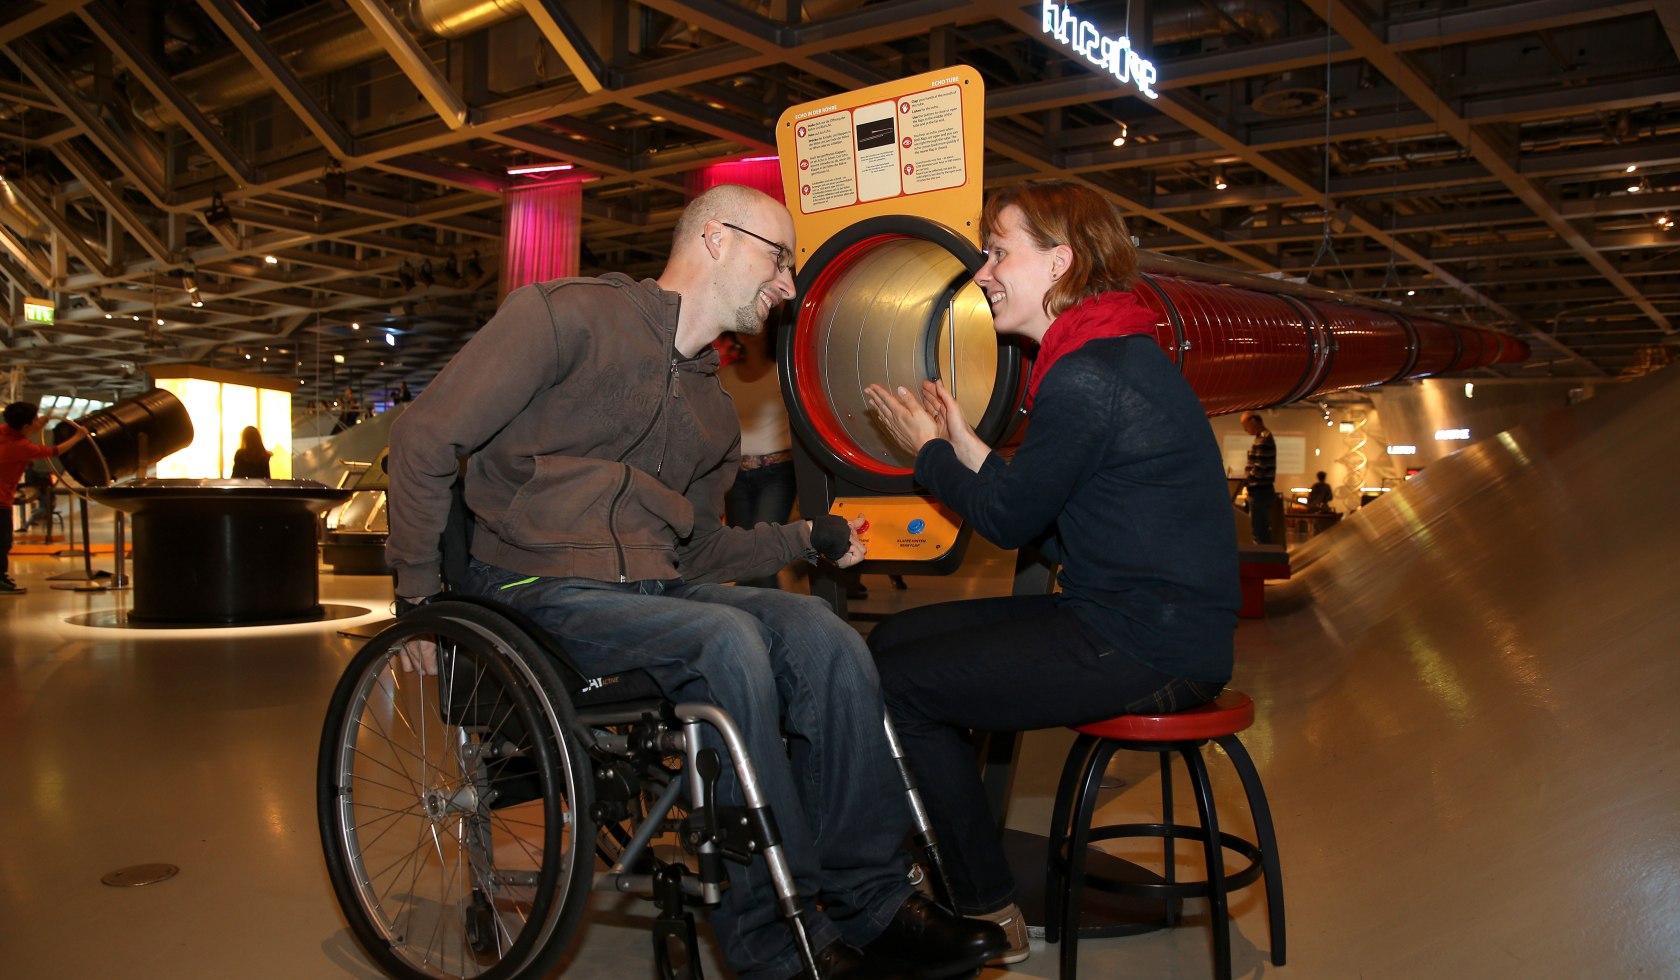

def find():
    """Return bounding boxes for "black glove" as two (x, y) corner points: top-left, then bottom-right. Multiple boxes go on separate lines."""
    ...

(809, 514), (853, 562)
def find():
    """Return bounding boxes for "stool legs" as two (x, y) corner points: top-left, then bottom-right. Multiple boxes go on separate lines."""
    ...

(1044, 733), (1099, 946)
(1158, 750), (1178, 926)
(1057, 737), (1122, 980)
(1046, 734), (1283, 980)
(1179, 743), (1233, 979)
(1217, 734), (1286, 966)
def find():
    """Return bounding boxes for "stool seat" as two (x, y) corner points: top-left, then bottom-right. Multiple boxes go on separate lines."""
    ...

(1073, 689), (1253, 742)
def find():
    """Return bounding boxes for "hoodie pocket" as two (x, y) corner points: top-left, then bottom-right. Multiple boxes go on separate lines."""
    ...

(498, 455), (695, 550)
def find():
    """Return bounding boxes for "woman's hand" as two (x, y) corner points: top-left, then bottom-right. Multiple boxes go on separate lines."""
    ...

(917, 380), (990, 473)
(864, 383), (945, 455)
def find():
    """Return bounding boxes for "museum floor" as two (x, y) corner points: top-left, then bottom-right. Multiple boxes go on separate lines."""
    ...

(3, 366), (1678, 979)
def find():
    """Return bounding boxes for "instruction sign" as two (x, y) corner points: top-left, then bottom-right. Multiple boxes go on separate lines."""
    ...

(778, 67), (985, 259)
(788, 80), (969, 214)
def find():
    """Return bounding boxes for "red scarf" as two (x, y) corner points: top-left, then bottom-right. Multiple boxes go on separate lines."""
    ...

(1025, 291), (1158, 408)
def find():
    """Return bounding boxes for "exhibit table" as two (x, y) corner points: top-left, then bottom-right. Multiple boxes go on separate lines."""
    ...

(87, 479), (352, 624)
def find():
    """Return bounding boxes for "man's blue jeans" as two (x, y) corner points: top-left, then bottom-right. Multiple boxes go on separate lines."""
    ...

(464, 559), (914, 979)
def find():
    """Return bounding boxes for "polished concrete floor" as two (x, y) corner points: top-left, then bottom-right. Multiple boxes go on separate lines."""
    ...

(3, 365), (1678, 978)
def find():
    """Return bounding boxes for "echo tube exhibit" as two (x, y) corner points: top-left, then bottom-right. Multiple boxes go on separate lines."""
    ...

(778, 228), (1528, 582)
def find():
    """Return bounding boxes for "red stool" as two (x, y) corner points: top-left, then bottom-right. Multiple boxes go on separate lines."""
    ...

(1044, 690), (1285, 979)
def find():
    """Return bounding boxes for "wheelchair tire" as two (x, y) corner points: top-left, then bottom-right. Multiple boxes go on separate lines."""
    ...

(318, 601), (595, 979)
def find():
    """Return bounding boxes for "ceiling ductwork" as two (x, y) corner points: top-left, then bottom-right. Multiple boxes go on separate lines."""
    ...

(1153, 0), (1285, 44)
(131, 0), (526, 130)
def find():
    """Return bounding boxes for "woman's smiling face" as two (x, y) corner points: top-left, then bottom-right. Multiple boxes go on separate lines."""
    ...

(974, 204), (1061, 343)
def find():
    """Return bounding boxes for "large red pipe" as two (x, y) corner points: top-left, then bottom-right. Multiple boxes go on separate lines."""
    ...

(1133, 253), (1528, 417)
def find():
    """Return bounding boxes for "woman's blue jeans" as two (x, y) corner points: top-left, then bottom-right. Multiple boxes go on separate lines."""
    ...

(465, 559), (913, 979)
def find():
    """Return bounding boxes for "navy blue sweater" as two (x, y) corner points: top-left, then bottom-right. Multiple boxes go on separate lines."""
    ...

(914, 335), (1239, 683)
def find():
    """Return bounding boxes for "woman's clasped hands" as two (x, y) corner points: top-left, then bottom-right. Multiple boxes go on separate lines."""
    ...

(863, 379), (989, 472)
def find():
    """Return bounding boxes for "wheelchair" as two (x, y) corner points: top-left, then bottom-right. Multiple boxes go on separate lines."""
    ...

(316, 591), (957, 980)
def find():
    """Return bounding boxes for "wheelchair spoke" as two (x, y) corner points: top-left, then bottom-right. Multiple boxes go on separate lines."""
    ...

(322, 603), (593, 980)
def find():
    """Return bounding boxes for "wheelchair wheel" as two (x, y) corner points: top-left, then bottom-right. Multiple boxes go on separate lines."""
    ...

(318, 601), (595, 979)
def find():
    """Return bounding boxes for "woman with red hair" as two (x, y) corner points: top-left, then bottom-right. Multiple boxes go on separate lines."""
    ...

(864, 181), (1240, 965)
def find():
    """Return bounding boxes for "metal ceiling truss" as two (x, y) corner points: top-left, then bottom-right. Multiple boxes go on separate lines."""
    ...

(0, 0), (1675, 402)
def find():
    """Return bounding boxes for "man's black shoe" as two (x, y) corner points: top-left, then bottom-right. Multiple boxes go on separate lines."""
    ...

(786, 939), (915, 980)
(863, 893), (1008, 979)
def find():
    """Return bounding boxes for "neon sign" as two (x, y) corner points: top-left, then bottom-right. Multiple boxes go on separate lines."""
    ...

(1041, 1), (1160, 100)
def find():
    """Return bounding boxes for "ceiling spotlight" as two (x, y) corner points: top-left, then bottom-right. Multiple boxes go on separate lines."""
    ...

(1628, 181), (1642, 193)
(1406, 289), (1416, 296)
(323, 157), (347, 199)
(1657, 214), (1675, 231)
(1214, 172), (1228, 191)
(351, 321), (361, 330)
(264, 254), (279, 265)
(203, 191), (234, 230)
(1112, 122), (1128, 148)
(179, 267), (203, 308)
(1626, 164), (1638, 173)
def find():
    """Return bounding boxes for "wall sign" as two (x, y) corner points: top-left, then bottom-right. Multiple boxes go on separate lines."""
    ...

(1041, 1), (1160, 99)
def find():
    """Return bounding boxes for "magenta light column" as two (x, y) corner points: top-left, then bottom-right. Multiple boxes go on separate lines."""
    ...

(685, 157), (784, 202)
(501, 179), (582, 301)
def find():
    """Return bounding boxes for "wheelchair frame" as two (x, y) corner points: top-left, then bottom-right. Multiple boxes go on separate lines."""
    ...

(317, 594), (956, 980)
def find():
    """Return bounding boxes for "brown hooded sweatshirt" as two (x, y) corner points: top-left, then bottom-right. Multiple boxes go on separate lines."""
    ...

(386, 273), (813, 598)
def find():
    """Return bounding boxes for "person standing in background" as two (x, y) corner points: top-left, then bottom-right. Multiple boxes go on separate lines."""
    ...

(1242, 411), (1277, 544)
(1, 402), (87, 594)
(719, 330), (798, 589)
(230, 426), (272, 479)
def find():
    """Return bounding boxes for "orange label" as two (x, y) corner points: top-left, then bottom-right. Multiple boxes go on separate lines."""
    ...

(829, 495), (962, 561)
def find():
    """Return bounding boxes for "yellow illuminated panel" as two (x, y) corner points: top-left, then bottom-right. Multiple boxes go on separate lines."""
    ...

(150, 366), (294, 479)
(155, 377), (221, 478)
(221, 383), (257, 476)
(828, 495), (962, 561)
(261, 388), (293, 478)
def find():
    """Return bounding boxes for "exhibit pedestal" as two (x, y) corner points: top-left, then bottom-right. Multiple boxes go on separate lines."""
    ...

(88, 480), (351, 624)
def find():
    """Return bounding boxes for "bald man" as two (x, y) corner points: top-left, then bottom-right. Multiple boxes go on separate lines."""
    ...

(387, 185), (1004, 979)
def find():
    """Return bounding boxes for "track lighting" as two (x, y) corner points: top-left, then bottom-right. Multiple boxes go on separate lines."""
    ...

(1112, 122), (1128, 148)
(1214, 171), (1228, 191)
(1657, 214), (1675, 231)
(203, 191), (234, 230)
(179, 267), (203, 307)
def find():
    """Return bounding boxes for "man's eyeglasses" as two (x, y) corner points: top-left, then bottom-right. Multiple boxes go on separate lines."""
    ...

(718, 222), (794, 274)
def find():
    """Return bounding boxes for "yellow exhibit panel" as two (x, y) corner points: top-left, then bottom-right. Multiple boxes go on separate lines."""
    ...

(149, 364), (293, 479)
(828, 495), (962, 561)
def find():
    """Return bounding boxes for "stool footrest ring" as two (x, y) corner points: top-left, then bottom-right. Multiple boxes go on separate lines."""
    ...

(1057, 823), (1265, 899)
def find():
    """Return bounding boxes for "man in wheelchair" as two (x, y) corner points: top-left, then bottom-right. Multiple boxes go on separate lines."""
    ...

(381, 185), (1006, 979)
